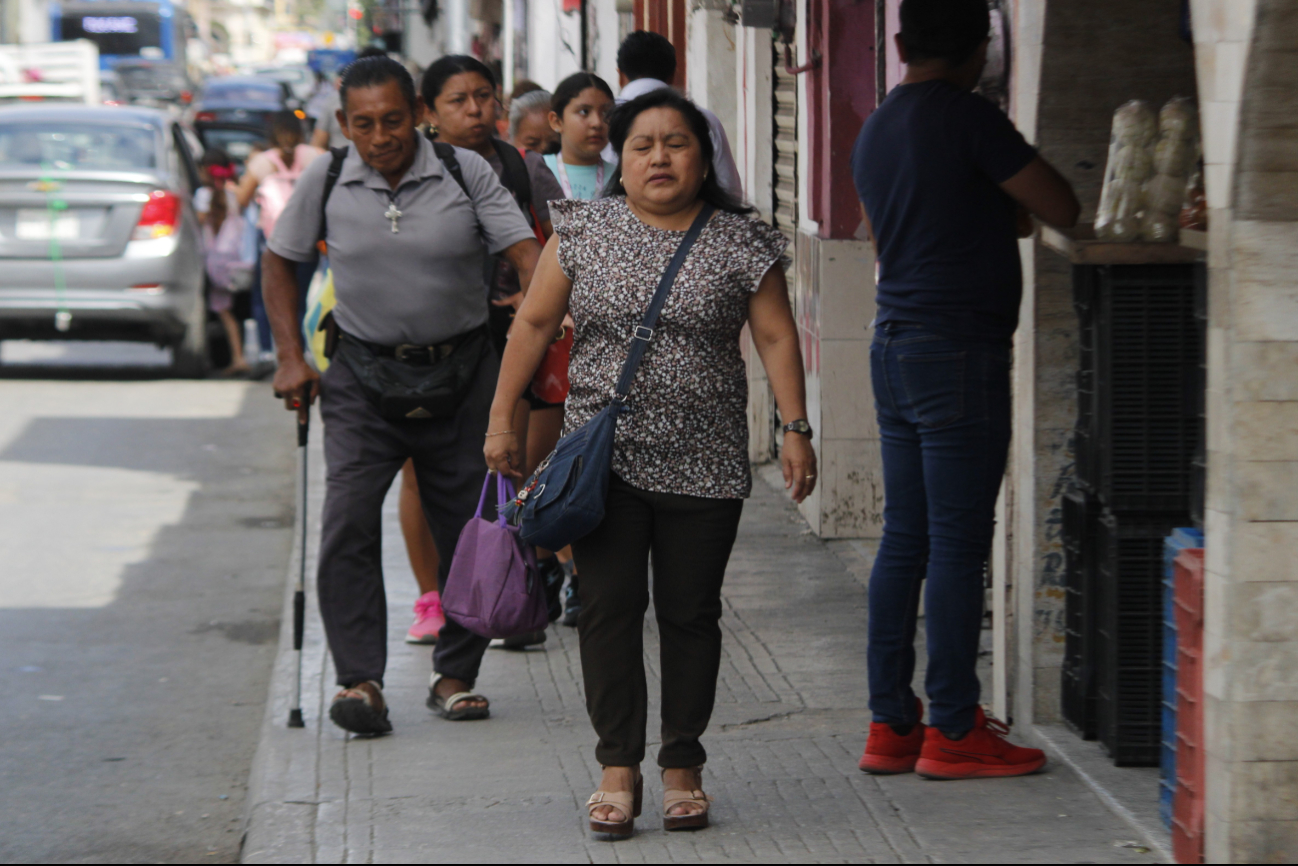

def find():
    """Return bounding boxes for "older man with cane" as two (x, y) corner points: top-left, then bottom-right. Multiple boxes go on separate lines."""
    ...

(265, 56), (541, 734)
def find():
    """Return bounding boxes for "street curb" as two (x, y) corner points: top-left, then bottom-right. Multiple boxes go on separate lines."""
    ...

(1028, 724), (1173, 863)
(240, 414), (325, 865)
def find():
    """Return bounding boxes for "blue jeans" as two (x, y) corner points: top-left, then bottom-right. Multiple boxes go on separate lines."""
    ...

(867, 323), (1011, 734)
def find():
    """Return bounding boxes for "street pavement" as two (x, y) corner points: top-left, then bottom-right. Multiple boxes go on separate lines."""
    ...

(244, 441), (1166, 863)
(0, 341), (296, 863)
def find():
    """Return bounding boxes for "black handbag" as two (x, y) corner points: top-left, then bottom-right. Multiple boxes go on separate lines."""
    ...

(335, 327), (489, 421)
(504, 204), (715, 549)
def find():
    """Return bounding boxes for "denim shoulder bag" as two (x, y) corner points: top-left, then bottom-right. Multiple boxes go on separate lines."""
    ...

(503, 203), (715, 551)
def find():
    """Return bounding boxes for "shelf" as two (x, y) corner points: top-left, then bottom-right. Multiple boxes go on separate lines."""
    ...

(1041, 224), (1206, 265)
(1179, 228), (1208, 252)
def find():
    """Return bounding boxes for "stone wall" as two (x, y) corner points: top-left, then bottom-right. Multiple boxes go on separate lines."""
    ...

(1200, 0), (1298, 860)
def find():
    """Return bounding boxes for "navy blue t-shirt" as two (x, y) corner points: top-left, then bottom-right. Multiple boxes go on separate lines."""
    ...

(852, 80), (1037, 342)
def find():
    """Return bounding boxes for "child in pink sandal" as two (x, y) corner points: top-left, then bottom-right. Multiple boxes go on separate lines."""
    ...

(401, 460), (445, 644)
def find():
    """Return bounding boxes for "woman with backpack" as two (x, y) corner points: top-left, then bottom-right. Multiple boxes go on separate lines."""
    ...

(236, 111), (325, 357)
(397, 56), (569, 651)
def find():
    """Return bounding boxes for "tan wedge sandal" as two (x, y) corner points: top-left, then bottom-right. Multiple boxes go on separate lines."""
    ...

(662, 767), (712, 831)
(587, 769), (643, 837)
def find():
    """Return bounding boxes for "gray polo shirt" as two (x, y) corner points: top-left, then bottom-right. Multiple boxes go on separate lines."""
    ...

(268, 135), (535, 346)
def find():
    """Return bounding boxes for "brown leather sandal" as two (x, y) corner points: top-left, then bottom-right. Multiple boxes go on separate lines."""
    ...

(662, 767), (711, 831)
(586, 768), (643, 837)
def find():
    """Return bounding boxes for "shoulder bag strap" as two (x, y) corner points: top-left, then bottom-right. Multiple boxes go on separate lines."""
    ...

(612, 203), (715, 404)
(315, 146), (349, 254)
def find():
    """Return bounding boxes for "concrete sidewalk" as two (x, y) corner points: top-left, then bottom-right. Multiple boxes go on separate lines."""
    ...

(242, 428), (1165, 863)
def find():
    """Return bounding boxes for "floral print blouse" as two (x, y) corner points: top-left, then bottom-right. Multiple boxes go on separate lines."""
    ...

(553, 197), (789, 499)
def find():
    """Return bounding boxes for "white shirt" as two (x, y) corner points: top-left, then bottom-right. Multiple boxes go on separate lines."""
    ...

(603, 77), (744, 200)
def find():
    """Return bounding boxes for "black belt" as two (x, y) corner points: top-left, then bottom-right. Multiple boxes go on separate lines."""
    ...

(340, 325), (486, 364)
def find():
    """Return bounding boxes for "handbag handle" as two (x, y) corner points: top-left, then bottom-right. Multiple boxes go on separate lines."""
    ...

(477, 471), (520, 525)
(474, 472), (493, 518)
(612, 203), (715, 405)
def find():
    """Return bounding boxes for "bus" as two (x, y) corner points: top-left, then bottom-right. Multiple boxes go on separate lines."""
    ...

(50, 0), (191, 70)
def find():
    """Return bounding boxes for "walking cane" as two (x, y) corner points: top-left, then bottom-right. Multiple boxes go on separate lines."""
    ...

(288, 393), (309, 729)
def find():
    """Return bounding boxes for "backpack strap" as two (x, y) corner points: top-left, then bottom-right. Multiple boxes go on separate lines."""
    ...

(316, 146), (348, 254)
(429, 137), (471, 199)
(612, 204), (715, 404)
(490, 137), (533, 210)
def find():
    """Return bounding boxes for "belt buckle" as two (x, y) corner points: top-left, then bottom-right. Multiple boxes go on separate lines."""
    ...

(394, 344), (425, 362)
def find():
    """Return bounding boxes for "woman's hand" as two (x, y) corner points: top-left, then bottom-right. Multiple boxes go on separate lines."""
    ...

(484, 431), (523, 480)
(781, 432), (817, 504)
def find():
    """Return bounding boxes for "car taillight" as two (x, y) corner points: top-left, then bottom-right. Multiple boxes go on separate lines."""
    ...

(180, 90), (193, 104)
(195, 110), (216, 121)
(132, 190), (181, 240)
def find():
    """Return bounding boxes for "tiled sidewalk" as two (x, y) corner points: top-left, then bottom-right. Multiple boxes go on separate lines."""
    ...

(242, 428), (1163, 863)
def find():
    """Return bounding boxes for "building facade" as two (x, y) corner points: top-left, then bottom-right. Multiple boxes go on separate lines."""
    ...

(640, 0), (1298, 860)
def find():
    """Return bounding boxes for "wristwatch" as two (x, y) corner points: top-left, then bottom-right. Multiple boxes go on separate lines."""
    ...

(783, 419), (813, 437)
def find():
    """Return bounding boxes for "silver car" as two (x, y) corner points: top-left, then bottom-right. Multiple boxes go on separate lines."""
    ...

(0, 104), (208, 375)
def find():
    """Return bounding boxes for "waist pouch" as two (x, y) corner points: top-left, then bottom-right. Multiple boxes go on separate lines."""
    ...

(335, 327), (488, 421)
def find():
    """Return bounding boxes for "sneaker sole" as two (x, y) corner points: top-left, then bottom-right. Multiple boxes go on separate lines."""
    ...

(858, 754), (919, 774)
(914, 756), (1046, 780)
(404, 632), (438, 645)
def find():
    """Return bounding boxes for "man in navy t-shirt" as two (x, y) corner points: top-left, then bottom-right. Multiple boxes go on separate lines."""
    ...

(852, 0), (1078, 782)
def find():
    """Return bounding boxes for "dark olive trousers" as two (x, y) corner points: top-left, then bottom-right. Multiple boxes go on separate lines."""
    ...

(572, 474), (744, 768)
(316, 350), (496, 689)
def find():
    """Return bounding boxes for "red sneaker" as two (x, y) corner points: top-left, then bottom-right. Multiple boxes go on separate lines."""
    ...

(915, 707), (1046, 780)
(859, 698), (926, 774)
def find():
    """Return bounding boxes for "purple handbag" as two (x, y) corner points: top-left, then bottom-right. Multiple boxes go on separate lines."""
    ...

(442, 472), (548, 639)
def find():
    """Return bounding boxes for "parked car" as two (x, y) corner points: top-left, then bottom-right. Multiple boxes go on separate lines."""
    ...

(0, 104), (209, 375)
(99, 70), (125, 105)
(191, 76), (299, 138)
(248, 64), (315, 103)
(114, 60), (194, 107)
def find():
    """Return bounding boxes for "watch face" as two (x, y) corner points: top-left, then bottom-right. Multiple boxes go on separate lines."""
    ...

(786, 420), (812, 435)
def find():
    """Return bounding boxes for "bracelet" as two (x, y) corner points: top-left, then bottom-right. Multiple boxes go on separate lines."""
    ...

(484, 430), (514, 438)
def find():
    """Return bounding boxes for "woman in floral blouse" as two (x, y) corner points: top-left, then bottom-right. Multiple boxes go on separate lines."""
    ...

(484, 89), (816, 837)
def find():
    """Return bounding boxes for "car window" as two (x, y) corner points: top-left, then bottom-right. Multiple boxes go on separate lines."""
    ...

(195, 127), (261, 164)
(202, 82), (280, 104)
(0, 124), (157, 170)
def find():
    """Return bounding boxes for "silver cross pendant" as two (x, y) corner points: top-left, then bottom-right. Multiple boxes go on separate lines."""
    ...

(383, 201), (403, 234)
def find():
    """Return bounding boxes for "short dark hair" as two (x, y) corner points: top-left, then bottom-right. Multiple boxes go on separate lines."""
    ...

(270, 109), (303, 139)
(340, 55), (417, 112)
(617, 30), (677, 83)
(899, 0), (990, 66)
(421, 54), (497, 105)
(605, 89), (751, 216)
(551, 72), (614, 118)
(356, 45), (388, 60)
(510, 78), (542, 101)
(200, 146), (231, 168)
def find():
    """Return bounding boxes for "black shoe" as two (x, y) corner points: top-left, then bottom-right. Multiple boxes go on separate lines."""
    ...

(490, 630), (547, 650)
(539, 556), (564, 622)
(561, 565), (580, 628)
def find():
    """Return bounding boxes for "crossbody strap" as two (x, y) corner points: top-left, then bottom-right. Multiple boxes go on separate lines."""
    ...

(612, 203), (715, 404)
